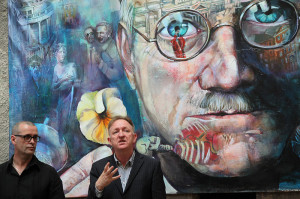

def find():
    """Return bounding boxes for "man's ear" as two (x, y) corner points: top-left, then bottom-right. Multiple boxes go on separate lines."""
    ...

(116, 24), (135, 89)
(133, 133), (137, 144)
(11, 135), (16, 146)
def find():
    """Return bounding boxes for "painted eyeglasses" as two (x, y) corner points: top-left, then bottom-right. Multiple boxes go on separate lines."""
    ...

(131, 0), (299, 61)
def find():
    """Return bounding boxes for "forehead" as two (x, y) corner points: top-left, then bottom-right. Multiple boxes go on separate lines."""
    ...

(126, 0), (299, 37)
(109, 119), (133, 130)
(18, 123), (38, 134)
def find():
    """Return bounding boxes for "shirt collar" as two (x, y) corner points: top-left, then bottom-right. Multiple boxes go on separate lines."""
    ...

(114, 150), (136, 167)
(7, 155), (40, 172)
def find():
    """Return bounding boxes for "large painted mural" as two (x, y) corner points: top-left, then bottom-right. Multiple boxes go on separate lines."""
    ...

(8, 0), (300, 197)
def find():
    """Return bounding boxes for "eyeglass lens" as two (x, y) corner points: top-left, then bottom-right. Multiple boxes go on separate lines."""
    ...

(22, 135), (40, 142)
(156, 10), (209, 60)
(240, 0), (298, 49)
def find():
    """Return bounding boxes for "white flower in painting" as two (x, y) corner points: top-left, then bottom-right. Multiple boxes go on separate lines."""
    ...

(76, 88), (127, 144)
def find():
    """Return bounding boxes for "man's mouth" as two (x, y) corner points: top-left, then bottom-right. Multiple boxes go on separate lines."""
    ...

(27, 146), (36, 150)
(118, 140), (126, 144)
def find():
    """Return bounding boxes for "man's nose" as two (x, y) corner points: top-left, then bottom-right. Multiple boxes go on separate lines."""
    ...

(199, 26), (254, 92)
(118, 131), (125, 137)
(29, 137), (35, 144)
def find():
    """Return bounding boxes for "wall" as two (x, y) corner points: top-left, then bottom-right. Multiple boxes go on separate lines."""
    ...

(0, 0), (9, 164)
(0, 1), (299, 198)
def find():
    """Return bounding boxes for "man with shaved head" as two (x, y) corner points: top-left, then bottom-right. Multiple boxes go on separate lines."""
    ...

(0, 121), (65, 198)
(116, 0), (300, 192)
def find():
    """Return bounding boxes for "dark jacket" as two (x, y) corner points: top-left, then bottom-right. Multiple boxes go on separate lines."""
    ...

(0, 155), (65, 199)
(88, 151), (166, 199)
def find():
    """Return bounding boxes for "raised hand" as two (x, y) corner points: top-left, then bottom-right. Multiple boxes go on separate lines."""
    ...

(95, 162), (120, 191)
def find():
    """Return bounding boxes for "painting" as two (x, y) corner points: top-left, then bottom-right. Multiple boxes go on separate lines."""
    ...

(8, 0), (300, 197)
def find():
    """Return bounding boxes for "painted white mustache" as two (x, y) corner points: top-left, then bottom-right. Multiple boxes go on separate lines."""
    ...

(199, 92), (254, 113)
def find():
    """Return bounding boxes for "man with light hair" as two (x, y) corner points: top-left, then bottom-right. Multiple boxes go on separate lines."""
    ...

(116, 0), (300, 192)
(88, 116), (166, 198)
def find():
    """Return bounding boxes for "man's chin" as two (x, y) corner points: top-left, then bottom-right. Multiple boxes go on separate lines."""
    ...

(157, 151), (282, 192)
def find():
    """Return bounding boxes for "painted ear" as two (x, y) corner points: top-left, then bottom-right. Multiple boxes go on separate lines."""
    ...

(116, 23), (135, 89)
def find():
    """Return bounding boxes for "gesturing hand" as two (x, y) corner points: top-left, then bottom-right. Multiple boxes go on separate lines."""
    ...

(95, 162), (121, 191)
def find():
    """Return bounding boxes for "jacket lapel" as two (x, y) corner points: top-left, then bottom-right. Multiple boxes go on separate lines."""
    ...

(109, 156), (123, 194)
(124, 152), (144, 193)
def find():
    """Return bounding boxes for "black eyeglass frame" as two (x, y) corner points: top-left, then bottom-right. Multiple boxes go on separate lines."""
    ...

(14, 134), (41, 142)
(126, 0), (300, 61)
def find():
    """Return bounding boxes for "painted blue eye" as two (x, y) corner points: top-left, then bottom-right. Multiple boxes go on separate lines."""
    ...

(241, 0), (298, 48)
(159, 21), (197, 37)
(167, 21), (188, 37)
(254, 9), (282, 23)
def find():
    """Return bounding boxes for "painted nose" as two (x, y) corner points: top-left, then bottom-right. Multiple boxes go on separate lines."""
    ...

(199, 26), (254, 92)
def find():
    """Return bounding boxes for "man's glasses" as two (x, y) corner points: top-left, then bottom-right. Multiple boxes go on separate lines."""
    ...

(14, 134), (40, 142)
(131, 0), (299, 61)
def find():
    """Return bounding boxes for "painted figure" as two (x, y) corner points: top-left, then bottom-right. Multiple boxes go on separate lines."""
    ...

(116, 0), (300, 192)
(81, 26), (104, 91)
(171, 26), (186, 58)
(81, 23), (124, 92)
(95, 22), (124, 81)
(52, 43), (80, 133)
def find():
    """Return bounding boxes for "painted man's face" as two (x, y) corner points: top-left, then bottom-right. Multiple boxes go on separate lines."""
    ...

(119, 0), (300, 177)
(84, 27), (95, 44)
(96, 25), (111, 43)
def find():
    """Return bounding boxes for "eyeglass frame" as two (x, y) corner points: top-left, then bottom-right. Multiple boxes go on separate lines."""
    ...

(13, 134), (41, 142)
(125, 0), (300, 61)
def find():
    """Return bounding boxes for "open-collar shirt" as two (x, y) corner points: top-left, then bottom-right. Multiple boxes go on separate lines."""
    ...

(114, 151), (135, 191)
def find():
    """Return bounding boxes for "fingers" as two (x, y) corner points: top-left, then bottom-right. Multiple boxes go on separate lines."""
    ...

(103, 163), (117, 177)
(111, 168), (118, 175)
(96, 163), (121, 191)
(112, 175), (121, 181)
(106, 165), (115, 174)
(103, 162), (110, 172)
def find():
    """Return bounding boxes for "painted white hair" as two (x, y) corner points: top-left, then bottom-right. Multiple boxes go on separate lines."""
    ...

(119, 0), (135, 34)
(96, 22), (113, 35)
